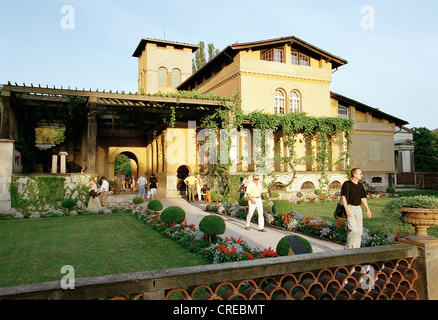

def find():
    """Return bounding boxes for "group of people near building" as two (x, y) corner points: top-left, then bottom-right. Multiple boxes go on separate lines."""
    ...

(114, 172), (136, 192)
(183, 173), (206, 202)
(86, 173), (159, 210)
(87, 176), (109, 210)
(136, 173), (158, 201)
(87, 168), (372, 250)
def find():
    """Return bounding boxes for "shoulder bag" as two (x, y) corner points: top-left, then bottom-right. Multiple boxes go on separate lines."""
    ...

(334, 182), (349, 220)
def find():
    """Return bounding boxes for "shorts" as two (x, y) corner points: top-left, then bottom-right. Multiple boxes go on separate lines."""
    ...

(138, 185), (146, 195)
(149, 188), (157, 195)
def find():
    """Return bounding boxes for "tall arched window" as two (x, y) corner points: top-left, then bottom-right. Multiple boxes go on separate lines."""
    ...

(158, 67), (168, 87)
(274, 89), (286, 114)
(171, 68), (181, 88)
(290, 90), (301, 113)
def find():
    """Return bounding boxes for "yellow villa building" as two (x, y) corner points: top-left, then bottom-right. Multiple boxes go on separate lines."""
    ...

(0, 35), (408, 208)
(132, 36), (407, 197)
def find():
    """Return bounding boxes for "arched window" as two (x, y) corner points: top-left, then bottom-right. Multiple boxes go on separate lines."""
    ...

(274, 89), (286, 114)
(158, 67), (168, 87)
(290, 90), (301, 113)
(329, 181), (342, 190)
(171, 68), (181, 88)
(300, 181), (316, 191)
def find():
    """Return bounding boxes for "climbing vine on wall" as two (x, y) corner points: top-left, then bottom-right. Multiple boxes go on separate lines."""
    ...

(9, 175), (90, 212)
(200, 98), (353, 198)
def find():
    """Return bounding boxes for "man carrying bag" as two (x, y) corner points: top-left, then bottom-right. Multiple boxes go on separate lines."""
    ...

(340, 168), (372, 249)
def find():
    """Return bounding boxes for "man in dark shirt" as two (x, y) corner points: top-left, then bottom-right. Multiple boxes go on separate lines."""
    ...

(148, 173), (158, 200)
(341, 168), (372, 249)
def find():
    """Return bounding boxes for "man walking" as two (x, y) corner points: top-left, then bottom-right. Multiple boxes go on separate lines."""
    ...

(137, 173), (147, 201)
(245, 174), (266, 232)
(341, 168), (372, 249)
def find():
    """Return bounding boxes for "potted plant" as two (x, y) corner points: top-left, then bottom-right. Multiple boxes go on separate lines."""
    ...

(383, 195), (438, 244)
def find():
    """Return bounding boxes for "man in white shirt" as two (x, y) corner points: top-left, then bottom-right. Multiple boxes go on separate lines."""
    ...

(137, 174), (147, 201)
(100, 176), (110, 208)
(245, 174), (266, 232)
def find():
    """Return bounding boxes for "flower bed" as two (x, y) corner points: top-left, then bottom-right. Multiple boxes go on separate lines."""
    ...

(131, 206), (277, 264)
(206, 201), (408, 247)
(0, 207), (115, 220)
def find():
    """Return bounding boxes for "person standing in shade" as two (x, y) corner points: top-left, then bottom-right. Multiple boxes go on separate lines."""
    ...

(120, 172), (126, 191)
(196, 174), (204, 201)
(99, 176), (109, 208)
(341, 167), (372, 249)
(239, 176), (249, 199)
(137, 173), (147, 201)
(245, 174), (266, 232)
(148, 173), (158, 200)
(184, 172), (197, 202)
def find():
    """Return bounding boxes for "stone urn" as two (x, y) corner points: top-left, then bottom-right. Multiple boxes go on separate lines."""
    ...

(399, 207), (438, 245)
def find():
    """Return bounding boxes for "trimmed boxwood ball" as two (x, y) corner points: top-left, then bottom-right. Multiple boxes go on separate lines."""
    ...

(160, 206), (186, 224)
(238, 197), (249, 207)
(276, 235), (313, 256)
(132, 196), (144, 205)
(147, 199), (163, 211)
(199, 215), (226, 236)
(272, 200), (294, 216)
(61, 198), (76, 209)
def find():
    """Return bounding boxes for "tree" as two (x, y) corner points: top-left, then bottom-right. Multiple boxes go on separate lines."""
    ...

(192, 41), (220, 73)
(413, 127), (438, 172)
(114, 154), (131, 176)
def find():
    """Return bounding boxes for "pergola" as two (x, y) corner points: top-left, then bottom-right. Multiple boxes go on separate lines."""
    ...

(0, 82), (223, 174)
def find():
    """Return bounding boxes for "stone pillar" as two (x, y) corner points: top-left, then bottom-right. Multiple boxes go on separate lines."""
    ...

(59, 151), (68, 174)
(87, 108), (97, 173)
(0, 95), (14, 140)
(0, 139), (14, 211)
(412, 245), (438, 300)
(51, 155), (58, 174)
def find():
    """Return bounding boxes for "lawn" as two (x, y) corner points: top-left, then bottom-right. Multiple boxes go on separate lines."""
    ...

(0, 213), (209, 288)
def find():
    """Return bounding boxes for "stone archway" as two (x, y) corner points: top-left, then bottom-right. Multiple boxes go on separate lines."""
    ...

(116, 151), (138, 179)
(177, 165), (191, 196)
(107, 147), (145, 182)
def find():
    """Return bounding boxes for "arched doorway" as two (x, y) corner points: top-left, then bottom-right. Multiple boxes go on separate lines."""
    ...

(177, 165), (191, 196)
(114, 152), (139, 192)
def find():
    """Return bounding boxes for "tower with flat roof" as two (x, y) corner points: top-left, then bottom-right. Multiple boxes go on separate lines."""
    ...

(132, 38), (198, 94)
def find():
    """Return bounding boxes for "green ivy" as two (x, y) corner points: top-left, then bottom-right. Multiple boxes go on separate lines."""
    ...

(9, 175), (90, 212)
(200, 97), (353, 198)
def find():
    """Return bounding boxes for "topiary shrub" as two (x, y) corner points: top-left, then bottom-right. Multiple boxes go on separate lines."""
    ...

(211, 192), (223, 203)
(386, 187), (395, 194)
(272, 200), (294, 216)
(160, 206), (186, 224)
(314, 189), (323, 196)
(276, 235), (313, 256)
(61, 198), (76, 209)
(199, 215), (226, 243)
(132, 196), (144, 205)
(147, 199), (163, 211)
(238, 197), (249, 207)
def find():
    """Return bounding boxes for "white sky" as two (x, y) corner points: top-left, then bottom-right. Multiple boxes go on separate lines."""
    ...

(1, 0), (437, 129)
